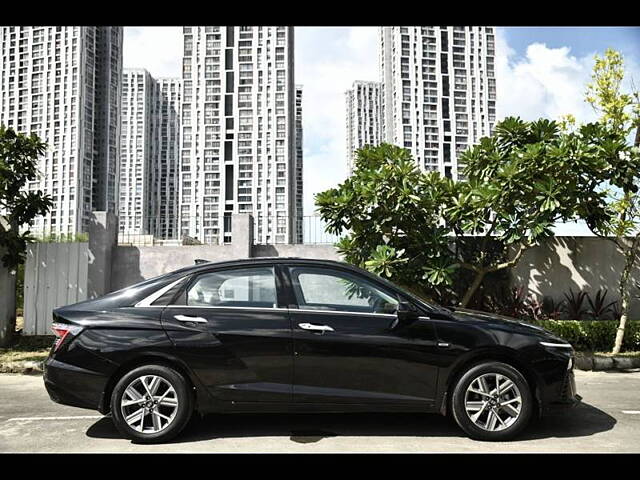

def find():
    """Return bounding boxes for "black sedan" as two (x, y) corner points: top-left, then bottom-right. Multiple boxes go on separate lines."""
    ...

(44, 257), (580, 443)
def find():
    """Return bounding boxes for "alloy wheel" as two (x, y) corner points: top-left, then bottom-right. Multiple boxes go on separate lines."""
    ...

(120, 375), (179, 434)
(464, 372), (522, 432)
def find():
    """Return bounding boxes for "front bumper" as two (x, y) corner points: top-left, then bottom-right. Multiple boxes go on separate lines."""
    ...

(542, 369), (582, 413)
(44, 357), (109, 411)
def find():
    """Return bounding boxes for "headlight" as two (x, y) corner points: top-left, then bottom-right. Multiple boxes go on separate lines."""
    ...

(567, 357), (573, 370)
(540, 341), (573, 349)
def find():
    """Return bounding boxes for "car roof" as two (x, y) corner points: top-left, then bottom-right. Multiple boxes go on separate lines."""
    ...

(171, 257), (354, 275)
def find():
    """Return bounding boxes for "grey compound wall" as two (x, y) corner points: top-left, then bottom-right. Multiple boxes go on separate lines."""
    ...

(110, 236), (640, 318)
(511, 236), (640, 318)
(111, 243), (342, 291)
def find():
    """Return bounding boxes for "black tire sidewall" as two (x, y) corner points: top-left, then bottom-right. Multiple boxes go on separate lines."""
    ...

(451, 361), (533, 441)
(111, 364), (193, 444)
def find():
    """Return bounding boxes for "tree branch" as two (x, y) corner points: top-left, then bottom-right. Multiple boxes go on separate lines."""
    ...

(457, 261), (481, 273)
(488, 241), (532, 272)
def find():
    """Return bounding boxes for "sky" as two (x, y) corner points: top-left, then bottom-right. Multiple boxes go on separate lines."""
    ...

(123, 26), (640, 234)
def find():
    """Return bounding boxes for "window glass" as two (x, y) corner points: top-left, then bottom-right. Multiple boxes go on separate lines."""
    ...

(290, 267), (398, 314)
(151, 276), (190, 306)
(185, 267), (276, 308)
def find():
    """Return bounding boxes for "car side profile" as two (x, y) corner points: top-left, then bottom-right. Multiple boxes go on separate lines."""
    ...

(44, 258), (580, 443)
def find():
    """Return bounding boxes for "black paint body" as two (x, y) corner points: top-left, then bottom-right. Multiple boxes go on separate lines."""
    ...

(44, 258), (579, 417)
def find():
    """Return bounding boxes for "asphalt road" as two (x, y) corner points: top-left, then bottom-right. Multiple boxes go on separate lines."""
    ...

(1, 370), (639, 453)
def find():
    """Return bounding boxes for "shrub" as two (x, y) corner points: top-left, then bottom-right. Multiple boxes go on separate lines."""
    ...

(534, 320), (640, 352)
(542, 296), (565, 319)
(586, 289), (617, 320)
(563, 289), (589, 320)
(32, 232), (89, 243)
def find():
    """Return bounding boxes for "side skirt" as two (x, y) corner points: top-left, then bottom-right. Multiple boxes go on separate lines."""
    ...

(200, 401), (437, 415)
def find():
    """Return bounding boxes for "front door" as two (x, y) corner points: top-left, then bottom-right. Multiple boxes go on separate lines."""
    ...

(161, 265), (293, 404)
(284, 265), (440, 407)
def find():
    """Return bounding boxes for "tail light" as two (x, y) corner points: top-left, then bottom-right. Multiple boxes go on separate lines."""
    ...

(51, 323), (83, 352)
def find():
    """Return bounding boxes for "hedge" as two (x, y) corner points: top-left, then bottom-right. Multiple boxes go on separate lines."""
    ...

(534, 320), (640, 352)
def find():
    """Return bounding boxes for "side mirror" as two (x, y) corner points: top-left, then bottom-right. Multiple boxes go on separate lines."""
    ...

(390, 301), (419, 329)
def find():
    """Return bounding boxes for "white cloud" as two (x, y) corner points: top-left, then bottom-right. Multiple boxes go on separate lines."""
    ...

(123, 27), (182, 78)
(495, 28), (640, 125)
(495, 30), (596, 123)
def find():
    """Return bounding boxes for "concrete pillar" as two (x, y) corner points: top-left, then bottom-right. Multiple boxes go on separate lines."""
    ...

(230, 213), (254, 259)
(0, 254), (17, 347)
(87, 211), (118, 299)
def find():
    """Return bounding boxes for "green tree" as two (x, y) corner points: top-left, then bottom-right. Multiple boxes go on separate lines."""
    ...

(317, 123), (613, 308)
(582, 48), (640, 354)
(451, 117), (612, 306)
(0, 125), (53, 347)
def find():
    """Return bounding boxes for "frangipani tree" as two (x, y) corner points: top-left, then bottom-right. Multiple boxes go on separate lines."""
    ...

(448, 117), (613, 306)
(316, 130), (612, 307)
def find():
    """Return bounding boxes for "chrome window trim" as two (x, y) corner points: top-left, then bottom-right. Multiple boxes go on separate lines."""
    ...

(155, 304), (397, 318)
(293, 308), (397, 318)
(134, 277), (188, 308)
(163, 304), (284, 312)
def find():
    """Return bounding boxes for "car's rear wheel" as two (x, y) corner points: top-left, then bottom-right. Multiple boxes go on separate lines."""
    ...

(111, 364), (193, 443)
(451, 361), (533, 441)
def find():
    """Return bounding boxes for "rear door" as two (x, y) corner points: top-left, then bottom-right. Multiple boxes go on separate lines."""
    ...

(160, 264), (293, 404)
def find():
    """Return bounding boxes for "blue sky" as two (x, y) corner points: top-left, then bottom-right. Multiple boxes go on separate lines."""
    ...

(124, 27), (640, 234)
(503, 27), (640, 61)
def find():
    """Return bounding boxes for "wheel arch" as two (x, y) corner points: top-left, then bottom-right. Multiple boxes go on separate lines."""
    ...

(438, 347), (542, 417)
(99, 352), (205, 415)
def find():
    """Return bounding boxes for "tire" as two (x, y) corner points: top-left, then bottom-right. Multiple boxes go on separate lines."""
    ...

(111, 364), (193, 444)
(451, 361), (533, 441)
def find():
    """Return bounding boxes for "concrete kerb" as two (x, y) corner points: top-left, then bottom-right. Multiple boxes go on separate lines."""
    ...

(575, 352), (640, 371)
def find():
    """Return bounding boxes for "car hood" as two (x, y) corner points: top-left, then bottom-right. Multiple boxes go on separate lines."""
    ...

(447, 307), (566, 342)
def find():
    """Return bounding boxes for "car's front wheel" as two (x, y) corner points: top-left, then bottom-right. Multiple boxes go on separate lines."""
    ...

(451, 361), (533, 441)
(111, 364), (193, 443)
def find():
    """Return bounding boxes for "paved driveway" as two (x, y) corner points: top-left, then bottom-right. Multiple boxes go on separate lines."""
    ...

(1, 370), (639, 452)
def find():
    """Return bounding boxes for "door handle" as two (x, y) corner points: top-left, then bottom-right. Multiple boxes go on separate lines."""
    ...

(298, 323), (334, 333)
(174, 314), (208, 323)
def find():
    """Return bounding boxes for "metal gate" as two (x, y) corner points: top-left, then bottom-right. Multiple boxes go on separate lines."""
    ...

(23, 242), (89, 335)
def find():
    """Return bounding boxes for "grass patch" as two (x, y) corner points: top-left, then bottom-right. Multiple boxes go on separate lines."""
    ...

(0, 349), (49, 364)
(0, 335), (53, 365)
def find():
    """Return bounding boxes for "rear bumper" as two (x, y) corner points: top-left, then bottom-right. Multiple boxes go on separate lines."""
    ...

(43, 357), (109, 411)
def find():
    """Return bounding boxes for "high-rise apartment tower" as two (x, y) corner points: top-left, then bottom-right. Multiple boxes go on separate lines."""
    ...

(0, 26), (123, 235)
(119, 70), (181, 238)
(179, 26), (297, 245)
(380, 26), (496, 179)
(294, 85), (303, 243)
(345, 80), (383, 173)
